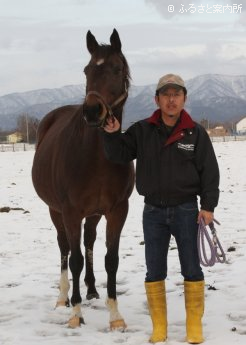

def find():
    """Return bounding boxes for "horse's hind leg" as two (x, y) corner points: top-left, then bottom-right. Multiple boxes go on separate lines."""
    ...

(62, 207), (84, 328)
(49, 208), (70, 307)
(84, 215), (101, 300)
(105, 200), (129, 330)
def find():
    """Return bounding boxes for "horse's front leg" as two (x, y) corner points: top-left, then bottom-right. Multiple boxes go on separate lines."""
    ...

(105, 200), (128, 330)
(84, 215), (101, 300)
(63, 207), (85, 328)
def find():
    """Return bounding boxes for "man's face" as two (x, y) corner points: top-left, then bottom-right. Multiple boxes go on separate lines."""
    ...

(155, 87), (187, 122)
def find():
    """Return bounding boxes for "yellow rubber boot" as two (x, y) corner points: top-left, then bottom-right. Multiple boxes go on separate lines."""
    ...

(145, 280), (167, 343)
(184, 280), (205, 344)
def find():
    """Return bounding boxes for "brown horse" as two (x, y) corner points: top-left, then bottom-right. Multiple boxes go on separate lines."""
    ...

(32, 29), (134, 329)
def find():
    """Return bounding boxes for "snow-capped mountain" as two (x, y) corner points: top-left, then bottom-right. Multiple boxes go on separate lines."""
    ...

(0, 74), (246, 130)
(186, 74), (246, 101)
(0, 85), (86, 130)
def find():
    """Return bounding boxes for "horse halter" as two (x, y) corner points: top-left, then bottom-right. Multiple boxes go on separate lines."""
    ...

(84, 85), (128, 127)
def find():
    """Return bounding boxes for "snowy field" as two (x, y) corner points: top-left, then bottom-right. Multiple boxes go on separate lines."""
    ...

(0, 141), (246, 345)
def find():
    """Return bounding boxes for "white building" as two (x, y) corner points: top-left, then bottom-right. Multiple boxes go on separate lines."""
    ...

(236, 117), (246, 134)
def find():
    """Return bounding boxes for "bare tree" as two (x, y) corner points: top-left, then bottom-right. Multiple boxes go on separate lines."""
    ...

(16, 113), (40, 143)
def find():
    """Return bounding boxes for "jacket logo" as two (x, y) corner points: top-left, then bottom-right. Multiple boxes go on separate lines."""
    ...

(177, 143), (194, 151)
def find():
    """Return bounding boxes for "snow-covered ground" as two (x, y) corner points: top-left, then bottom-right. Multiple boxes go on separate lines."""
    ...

(0, 141), (246, 345)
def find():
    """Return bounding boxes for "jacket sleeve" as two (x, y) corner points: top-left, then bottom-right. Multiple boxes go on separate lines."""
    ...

(195, 126), (220, 212)
(102, 124), (137, 164)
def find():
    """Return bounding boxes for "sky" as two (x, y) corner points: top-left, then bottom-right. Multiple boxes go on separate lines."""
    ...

(1, 140), (246, 344)
(1, 0), (246, 96)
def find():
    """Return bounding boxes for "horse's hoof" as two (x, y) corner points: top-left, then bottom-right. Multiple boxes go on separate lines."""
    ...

(110, 319), (127, 331)
(86, 292), (100, 300)
(56, 299), (70, 308)
(68, 315), (85, 328)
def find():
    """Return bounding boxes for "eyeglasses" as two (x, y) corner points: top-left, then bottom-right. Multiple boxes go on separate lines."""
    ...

(160, 92), (183, 99)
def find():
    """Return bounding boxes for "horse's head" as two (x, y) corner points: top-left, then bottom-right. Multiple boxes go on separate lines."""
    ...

(82, 29), (130, 127)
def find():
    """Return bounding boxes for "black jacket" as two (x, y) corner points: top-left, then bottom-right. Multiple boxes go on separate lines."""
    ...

(103, 109), (220, 212)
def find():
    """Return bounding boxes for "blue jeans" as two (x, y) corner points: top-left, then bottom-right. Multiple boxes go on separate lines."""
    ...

(143, 201), (204, 282)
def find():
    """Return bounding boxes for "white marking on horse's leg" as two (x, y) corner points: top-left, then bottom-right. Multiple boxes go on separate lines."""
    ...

(106, 298), (122, 321)
(106, 298), (127, 330)
(68, 303), (84, 328)
(56, 270), (70, 306)
(71, 303), (82, 318)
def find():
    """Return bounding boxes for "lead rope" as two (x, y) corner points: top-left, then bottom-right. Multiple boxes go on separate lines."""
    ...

(197, 218), (226, 267)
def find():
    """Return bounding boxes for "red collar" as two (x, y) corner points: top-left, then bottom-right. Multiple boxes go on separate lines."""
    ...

(146, 109), (195, 146)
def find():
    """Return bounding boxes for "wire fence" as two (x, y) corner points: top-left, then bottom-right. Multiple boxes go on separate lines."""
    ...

(0, 135), (246, 152)
(0, 143), (35, 152)
(210, 135), (246, 142)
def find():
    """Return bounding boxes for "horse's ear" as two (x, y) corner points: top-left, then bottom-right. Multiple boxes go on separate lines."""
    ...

(86, 30), (99, 54)
(110, 29), (121, 52)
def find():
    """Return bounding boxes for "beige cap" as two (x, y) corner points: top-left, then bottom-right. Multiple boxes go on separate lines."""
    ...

(156, 73), (185, 91)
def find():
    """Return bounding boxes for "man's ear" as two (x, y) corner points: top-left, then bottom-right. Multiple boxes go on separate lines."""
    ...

(155, 95), (159, 107)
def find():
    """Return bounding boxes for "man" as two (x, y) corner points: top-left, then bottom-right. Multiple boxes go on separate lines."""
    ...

(103, 74), (220, 344)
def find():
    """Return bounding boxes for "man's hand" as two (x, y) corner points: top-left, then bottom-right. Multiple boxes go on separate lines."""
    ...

(104, 116), (120, 133)
(197, 210), (214, 225)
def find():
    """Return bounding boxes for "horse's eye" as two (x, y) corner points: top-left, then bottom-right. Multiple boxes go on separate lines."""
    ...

(113, 67), (122, 75)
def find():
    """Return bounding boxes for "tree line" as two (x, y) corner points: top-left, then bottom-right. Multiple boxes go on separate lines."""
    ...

(0, 113), (39, 143)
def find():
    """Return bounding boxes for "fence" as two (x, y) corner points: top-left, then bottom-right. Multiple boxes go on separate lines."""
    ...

(210, 135), (246, 142)
(0, 143), (35, 152)
(1, 135), (246, 152)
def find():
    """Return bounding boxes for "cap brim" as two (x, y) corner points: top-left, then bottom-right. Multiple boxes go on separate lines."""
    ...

(157, 84), (184, 92)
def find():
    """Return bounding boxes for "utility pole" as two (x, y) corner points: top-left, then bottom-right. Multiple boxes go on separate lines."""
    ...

(25, 113), (29, 143)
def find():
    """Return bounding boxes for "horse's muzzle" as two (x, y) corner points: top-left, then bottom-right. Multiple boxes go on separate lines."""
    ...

(82, 102), (108, 127)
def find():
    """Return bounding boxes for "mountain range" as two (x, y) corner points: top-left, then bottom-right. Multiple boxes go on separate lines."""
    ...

(0, 74), (246, 131)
